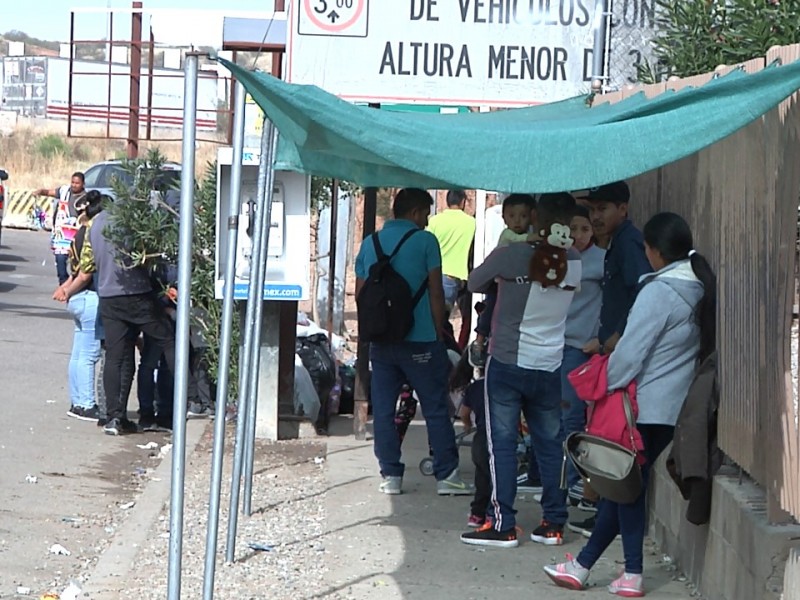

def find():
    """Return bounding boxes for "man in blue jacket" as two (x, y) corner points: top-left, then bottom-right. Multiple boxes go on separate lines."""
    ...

(581, 181), (652, 356)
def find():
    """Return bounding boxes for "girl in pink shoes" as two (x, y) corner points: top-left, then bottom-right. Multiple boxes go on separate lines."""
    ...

(544, 212), (716, 597)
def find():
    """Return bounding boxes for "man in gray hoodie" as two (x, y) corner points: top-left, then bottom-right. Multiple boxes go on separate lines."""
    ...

(461, 193), (581, 549)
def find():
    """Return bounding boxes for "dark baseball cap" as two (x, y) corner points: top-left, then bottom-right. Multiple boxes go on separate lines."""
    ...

(577, 181), (630, 205)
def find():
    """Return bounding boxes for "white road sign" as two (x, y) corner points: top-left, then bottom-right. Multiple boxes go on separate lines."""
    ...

(288, 0), (600, 107)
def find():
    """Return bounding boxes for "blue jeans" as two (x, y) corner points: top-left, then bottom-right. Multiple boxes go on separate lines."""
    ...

(560, 346), (591, 487)
(369, 340), (459, 480)
(577, 424), (675, 574)
(442, 275), (461, 310)
(55, 254), (70, 285)
(66, 290), (102, 409)
(485, 356), (567, 531)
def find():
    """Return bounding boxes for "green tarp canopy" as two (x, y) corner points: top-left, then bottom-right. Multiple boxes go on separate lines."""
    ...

(221, 58), (800, 193)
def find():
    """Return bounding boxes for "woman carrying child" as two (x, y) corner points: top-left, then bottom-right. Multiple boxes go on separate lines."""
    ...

(544, 212), (716, 597)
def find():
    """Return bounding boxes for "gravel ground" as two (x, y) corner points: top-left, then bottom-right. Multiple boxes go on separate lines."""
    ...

(117, 425), (328, 600)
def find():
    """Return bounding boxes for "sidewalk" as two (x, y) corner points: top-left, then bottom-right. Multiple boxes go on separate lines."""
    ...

(322, 416), (696, 599)
(81, 414), (698, 599)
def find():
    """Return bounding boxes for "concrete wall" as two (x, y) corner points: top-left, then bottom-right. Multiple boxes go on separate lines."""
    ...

(649, 459), (800, 600)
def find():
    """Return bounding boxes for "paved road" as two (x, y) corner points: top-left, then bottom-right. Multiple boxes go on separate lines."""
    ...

(0, 228), (170, 598)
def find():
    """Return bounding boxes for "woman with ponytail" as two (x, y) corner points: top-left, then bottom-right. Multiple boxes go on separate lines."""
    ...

(544, 212), (716, 597)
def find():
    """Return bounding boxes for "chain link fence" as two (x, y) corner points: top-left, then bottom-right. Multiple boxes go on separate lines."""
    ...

(607, 0), (662, 90)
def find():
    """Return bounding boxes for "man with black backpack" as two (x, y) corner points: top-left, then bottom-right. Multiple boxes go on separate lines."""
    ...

(355, 188), (472, 496)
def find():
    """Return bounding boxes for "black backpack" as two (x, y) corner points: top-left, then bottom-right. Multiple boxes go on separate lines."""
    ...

(357, 229), (427, 343)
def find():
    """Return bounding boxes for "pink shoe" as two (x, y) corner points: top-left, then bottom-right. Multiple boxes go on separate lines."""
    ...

(543, 553), (590, 590)
(466, 513), (486, 528)
(608, 572), (644, 597)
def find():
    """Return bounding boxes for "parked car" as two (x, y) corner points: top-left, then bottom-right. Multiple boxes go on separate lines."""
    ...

(83, 159), (181, 204)
(0, 168), (8, 247)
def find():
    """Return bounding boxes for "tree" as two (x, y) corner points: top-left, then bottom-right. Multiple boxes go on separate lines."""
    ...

(642, 0), (800, 81)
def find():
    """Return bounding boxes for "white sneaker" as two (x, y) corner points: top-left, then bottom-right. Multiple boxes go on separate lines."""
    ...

(608, 572), (644, 597)
(379, 476), (402, 495)
(543, 553), (590, 590)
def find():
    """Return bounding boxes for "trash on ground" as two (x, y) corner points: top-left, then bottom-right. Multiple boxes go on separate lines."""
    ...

(16, 586), (31, 595)
(61, 517), (83, 524)
(248, 542), (275, 552)
(49, 543), (71, 556)
(159, 444), (173, 457)
(59, 582), (82, 600)
(313, 456), (325, 465)
(136, 442), (159, 450)
(25, 475), (38, 484)
(120, 501), (136, 510)
(39, 594), (59, 600)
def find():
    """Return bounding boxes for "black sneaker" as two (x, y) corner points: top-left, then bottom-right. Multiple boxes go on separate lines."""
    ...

(144, 418), (173, 433)
(460, 522), (519, 548)
(97, 416), (109, 427)
(530, 520), (564, 546)
(139, 412), (156, 430)
(81, 406), (101, 421)
(577, 498), (598, 513)
(187, 403), (212, 419)
(67, 406), (85, 420)
(103, 418), (122, 436)
(120, 419), (142, 434)
(575, 515), (597, 538)
(568, 515), (596, 539)
(68, 406), (102, 422)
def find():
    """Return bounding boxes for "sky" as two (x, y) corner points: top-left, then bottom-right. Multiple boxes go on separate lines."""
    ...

(6, 0), (281, 46)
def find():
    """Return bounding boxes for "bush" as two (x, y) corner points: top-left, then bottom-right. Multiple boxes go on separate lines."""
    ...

(36, 134), (69, 158)
(72, 143), (90, 162)
(647, 0), (800, 81)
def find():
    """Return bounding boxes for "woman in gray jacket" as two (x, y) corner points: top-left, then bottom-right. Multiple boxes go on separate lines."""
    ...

(544, 212), (717, 597)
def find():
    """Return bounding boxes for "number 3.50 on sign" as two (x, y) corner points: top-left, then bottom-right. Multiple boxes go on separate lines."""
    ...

(298, 0), (368, 37)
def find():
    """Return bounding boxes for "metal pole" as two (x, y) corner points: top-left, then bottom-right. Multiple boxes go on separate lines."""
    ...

(200, 80), (247, 599)
(106, 12), (114, 139)
(327, 179), (339, 346)
(67, 11), (75, 138)
(166, 52), (199, 600)
(225, 116), (272, 563)
(591, 0), (611, 93)
(243, 122), (278, 516)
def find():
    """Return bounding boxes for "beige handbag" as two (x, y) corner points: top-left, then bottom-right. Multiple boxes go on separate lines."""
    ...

(563, 391), (643, 505)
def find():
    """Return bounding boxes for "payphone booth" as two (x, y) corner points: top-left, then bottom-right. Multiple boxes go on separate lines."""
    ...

(214, 146), (311, 301)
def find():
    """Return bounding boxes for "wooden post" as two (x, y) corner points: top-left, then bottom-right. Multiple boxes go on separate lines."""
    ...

(127, 1), (143, 159)
(353, 181), (378, 440)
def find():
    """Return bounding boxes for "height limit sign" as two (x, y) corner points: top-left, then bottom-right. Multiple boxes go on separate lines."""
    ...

(298, 0), (368, 37)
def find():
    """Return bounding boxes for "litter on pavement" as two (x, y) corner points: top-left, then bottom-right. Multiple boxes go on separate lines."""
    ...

(48, 543), (71, 556)
(248, 542), (275, 552)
